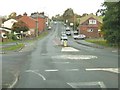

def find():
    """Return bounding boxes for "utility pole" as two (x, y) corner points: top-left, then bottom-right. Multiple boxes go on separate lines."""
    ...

(35, 12), (39, 37)
(73, 14), (76, 31)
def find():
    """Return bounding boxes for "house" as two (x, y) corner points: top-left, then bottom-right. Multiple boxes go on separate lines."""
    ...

(31, 12), (46, 33)
(2, 19), (17, 29)
(18, 13), (36, 36)
(78, 13), (103, 38)
(0, 27), (11, 42)
(19, 12), (46, 36)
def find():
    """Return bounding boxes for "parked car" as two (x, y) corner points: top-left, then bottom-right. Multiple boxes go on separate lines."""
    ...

(73, 34), (86, 40)
(65, 27), (71, 36)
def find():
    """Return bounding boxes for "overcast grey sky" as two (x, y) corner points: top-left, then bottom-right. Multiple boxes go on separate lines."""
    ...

(0, 0), (105, 18)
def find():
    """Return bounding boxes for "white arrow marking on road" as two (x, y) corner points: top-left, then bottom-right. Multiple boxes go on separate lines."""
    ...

(86, 68), (119, 74)
(67, 81), (106, 88)
(25, 70), (46, 80)
(61, 47), (79, 52)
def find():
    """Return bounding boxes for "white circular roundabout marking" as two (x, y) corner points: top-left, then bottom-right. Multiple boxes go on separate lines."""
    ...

(52, 55), (97, 60)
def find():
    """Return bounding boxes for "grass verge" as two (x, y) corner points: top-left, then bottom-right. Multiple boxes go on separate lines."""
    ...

(85, 39), (109, 47)
(86, 38), (119, 48)
(2, 43), (24, 51)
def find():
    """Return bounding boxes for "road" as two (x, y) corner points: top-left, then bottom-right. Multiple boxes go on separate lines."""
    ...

(2, 22), (119, 89)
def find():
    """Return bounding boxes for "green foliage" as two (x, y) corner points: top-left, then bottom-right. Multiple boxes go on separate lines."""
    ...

(102, 2), (120, 46)
(63, 8), (74, 19)
(12, 21), (29, 33)
(3, 43), (24, 51)
(86, 39), (108, 46)
(8, 12), (17, 19)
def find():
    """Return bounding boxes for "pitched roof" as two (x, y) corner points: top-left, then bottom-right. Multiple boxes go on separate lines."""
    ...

(19, 15), (36, 29)
(80, 14), (103, 24)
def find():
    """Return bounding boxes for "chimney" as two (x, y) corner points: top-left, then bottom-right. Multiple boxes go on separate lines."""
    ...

(23, 12), (27, 16)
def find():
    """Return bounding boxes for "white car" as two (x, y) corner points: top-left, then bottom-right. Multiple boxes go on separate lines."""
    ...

(73, 34), (86, 40)
(60, 34), (68, 40)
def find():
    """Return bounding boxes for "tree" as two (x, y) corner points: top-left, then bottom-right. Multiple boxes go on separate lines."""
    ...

(8, 12), (17, 19)
(62, 8), (74, 25)
(63, 8), (74, 18)
(12, 21), (29, 33)
(102, 2), (120, 46)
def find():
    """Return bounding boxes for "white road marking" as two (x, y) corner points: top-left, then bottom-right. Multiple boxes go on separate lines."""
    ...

(8, 73), (19, 88)
(52, 55), (97, 60)
(45, 69), (59, 72)
(67, 81), (106, 88)
(86, 68), (119, 73)
(66, 69), (79, 71)
(52, 62), (70, 64)
(25, 70), (46, 80)
(61, 47), (79, 52)
(45, 69), (79, 72)
(98, 81), (107, 88)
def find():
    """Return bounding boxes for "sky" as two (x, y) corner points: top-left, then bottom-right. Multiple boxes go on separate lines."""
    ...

(0, 0), (105, 18)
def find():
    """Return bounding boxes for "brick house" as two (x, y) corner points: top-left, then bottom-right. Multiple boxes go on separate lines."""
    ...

(18, 13), (36, 36)
(19, 13), (46, 36)
(31, 12), (46, 33)
(78, 14), (103, 38)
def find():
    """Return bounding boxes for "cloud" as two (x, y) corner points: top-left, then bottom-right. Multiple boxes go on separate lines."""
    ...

(0, 0), (104, 17)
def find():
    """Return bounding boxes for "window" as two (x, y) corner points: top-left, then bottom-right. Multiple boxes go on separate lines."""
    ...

(87, 29), (94, 32)
(89, 19), (96, 24)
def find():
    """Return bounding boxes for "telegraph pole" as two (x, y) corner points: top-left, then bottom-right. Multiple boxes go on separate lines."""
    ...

(35, 12), (39, 37)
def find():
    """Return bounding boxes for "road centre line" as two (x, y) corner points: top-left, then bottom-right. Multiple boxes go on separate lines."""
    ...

(45, 69), (59, 72)
(25, 70), (46, 80)
(52, 62), (70, 64)
(86, 68), (119, 73)
(44, 69), (79, 72)
(66, 69), (79, 71)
